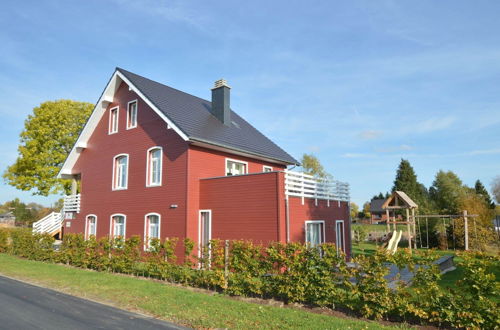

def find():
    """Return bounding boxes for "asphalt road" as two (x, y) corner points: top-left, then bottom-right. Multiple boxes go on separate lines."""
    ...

(0, 275), (187, 330)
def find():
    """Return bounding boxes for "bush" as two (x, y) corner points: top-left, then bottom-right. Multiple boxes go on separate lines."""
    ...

(0, 228), (498, 328)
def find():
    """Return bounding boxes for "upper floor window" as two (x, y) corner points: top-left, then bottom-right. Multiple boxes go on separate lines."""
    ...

(146, 147), (162, 186)
(144, 213), (161, 249)
(113, 154), (129, 190)
(127, 100), (138, 129)
(226, 158), (248, 176)
(85, 215), (97, 239)
(109, 106), (119, 134)
(263, 166), (273, 172)
(110, 214), (126, 238)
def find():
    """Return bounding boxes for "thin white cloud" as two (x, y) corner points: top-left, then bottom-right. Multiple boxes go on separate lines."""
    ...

(358, 130), (383, 140)
(467, 148), (500, 156)
(341, 153), (376, 159)
(375, 144), (413, 153)
(108, 0), (207, 29)
(413, 116), (456, 133)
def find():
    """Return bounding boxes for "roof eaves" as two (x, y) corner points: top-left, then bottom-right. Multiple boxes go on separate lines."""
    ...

(190, 137), (299, 165)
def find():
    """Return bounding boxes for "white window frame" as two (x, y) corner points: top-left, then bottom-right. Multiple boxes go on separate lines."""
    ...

(144, 212), (161, 250)
(225, 158), (248, 176)
(112, 154), (129, 190)
(198, 210), (212, 258)
(336, 220), (345, 253)
(263, 165), (273, 172)
(108, 106), (119, 134)
(126, 100), (138, 129)
(85, 214), (97, 240)
(304, 220), (326, 247)
(146, 147), (162, 187)
(109, 214), (127, 239)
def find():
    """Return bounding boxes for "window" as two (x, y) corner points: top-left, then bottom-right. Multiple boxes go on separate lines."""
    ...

(146, 147), (162, 186)
(144, 213), (161, 249)
(199, 210), (212, 256)
(85, 215), (97, 239)
(225, 159), (248, 176)
(110, 214), (126, 238)
(113, 154), (128, 190)
(305, 221), (325, 247)
(263, 166), (273, 172)
(127, 100), (138, 129)
(109, 106), (119, 134)
(336, 220), (345, 253)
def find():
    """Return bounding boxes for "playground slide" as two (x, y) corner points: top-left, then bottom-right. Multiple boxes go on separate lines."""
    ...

(386, 230), (403, 255)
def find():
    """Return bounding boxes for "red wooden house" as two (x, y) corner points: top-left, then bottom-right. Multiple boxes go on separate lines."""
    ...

(58, 68), (351, 257)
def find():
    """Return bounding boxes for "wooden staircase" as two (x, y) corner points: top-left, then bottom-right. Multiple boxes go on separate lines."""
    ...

(32, 212), (63, 238)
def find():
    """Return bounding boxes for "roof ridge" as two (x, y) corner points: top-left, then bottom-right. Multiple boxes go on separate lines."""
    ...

(116, 67), (213, 105)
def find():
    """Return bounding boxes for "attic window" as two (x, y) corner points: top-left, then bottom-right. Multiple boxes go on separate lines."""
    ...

(127, 100), (138, 129)
(226, 158), (248, 176)
(109, 106), (119, 134)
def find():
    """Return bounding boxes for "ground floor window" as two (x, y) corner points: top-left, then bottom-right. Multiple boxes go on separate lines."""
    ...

(305, 220), (325, 247)
(110, 214), (126, 239)
(336, 220), (345, 253)
(199, 210), (212, 262)
(85, 215), (97, 239)
(144, 213), (160, 249)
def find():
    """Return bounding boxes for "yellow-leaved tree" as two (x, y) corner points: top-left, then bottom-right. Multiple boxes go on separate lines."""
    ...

(3, 100), (93, 196)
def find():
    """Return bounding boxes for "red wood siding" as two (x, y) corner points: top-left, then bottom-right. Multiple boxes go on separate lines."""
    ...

(66, 81), (189, 251)
(61, 80), (351, 258)
(186, 145), (286, 243)
(288, 197), (351, 257)
(199, 172), (282, 244)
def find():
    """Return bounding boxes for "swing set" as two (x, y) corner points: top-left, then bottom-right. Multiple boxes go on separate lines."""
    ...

(382, 191), (479, 252)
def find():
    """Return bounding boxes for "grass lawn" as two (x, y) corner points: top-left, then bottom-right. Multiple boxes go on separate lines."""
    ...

(0, 253), (406, 329)
(352, 224), (407, 233)
(351, 241), (499, 295)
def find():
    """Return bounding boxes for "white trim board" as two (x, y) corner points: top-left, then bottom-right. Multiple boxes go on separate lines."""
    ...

(57, 69), (188, 179)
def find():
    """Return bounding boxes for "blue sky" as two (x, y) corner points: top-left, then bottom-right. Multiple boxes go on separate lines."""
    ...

(0, 0), (499, 207)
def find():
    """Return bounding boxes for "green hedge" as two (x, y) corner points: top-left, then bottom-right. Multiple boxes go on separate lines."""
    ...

(0, 228), (498, 328)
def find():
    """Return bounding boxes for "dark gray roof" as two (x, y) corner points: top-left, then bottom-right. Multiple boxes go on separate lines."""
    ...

(370, 198), (386, 213)
(117, 68), (298, 165)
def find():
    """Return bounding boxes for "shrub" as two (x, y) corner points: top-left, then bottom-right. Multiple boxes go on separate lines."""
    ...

(1, 228), (498, 328)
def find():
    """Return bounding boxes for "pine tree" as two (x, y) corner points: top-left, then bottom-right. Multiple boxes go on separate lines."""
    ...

(474, 180), (495, 209)
(392, 159), (428, 209)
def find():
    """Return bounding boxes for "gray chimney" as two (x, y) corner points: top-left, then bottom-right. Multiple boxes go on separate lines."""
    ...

(211, 79), (231, 126)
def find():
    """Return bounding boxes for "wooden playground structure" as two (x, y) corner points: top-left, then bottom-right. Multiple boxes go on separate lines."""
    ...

(382, 191), (479, 252)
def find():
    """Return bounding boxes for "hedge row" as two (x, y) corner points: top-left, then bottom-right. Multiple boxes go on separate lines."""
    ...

(0, 228), (498, 328)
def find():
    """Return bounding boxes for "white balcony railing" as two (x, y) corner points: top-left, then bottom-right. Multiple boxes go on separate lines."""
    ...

(32, 212), (62, 235)
(284, 170), (350, 204)
(64, 194), (81, 213)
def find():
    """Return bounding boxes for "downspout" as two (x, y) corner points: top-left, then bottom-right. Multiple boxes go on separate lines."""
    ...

(283, 164), (297, 243)
(285, 196), (290, 243)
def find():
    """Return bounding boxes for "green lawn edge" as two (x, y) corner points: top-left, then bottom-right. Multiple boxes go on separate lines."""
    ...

(0, 253), (406, 329)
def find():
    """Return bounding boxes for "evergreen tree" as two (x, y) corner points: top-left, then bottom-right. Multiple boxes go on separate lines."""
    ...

(392, 159), (430, 211)
(475, 180), (495, 209)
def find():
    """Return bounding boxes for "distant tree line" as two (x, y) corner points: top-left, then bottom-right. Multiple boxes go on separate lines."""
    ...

(0, 198), (60, 227)
(352, 159), (498, 250)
